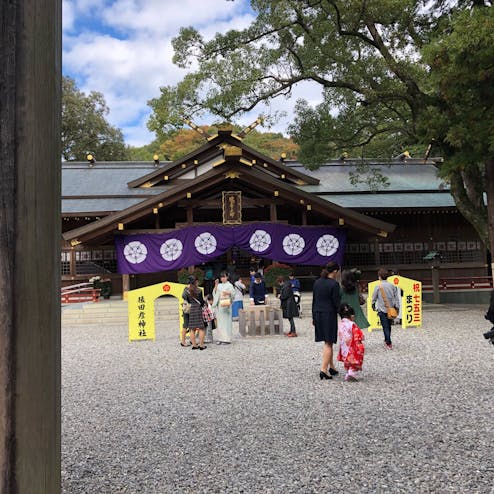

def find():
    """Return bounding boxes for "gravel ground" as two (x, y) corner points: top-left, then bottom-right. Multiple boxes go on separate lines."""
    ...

(62, 306), (494, 493)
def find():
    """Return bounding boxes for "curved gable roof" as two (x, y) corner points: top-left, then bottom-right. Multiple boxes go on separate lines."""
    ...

(63, 164), (394, 245)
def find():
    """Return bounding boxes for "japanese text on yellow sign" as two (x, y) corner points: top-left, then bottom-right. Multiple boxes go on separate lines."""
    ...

(366, 276), (422, 331)
(128, 281), (189, 342)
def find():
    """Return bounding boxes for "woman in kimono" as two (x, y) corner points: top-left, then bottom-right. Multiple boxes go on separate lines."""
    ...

(337, 303), (365, 382)
(213, 271), (235, 345)
(340, 269), (369, 330)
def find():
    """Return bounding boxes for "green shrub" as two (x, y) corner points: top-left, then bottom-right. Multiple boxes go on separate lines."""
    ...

(263, 263), (292, 288)
(177, 267), (205, 285)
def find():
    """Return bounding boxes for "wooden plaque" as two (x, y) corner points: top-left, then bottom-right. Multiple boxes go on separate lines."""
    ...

(222, 191), (242, 224)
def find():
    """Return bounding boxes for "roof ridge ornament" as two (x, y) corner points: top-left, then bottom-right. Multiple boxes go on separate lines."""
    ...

(183, 118), (211, 140)
(238, 117), (264, 139)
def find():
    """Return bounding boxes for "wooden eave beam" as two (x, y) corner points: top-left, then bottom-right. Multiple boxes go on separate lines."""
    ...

(63, 167), (229, 243)
(64, 162), (394, 244)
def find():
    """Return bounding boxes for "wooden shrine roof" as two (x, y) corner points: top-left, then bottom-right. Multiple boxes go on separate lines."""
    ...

(62, 163), (396, 245)
(126, 129), (320, 188)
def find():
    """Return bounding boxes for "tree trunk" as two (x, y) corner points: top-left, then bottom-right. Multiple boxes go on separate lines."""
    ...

(449, 169), (488, 246)
(485, 159), (494, 278)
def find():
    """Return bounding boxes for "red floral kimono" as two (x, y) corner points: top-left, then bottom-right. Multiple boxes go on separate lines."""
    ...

(337, 318), (365, 373)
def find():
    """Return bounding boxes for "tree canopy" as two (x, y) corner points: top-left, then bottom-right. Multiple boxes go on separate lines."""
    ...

(62, 76), (128, 161)
(148, 0), (494, 256)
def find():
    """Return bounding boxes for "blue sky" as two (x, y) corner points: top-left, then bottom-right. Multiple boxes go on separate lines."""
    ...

(62, 0), (322, 147)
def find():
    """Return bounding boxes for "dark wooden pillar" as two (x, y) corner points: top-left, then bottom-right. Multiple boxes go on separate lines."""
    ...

(70, 248), (76, 277)
(270, 203), (277, 222)
(374, 238), (381, 266)
(186, 206), (194, 224)
(0, 1), (61, 491)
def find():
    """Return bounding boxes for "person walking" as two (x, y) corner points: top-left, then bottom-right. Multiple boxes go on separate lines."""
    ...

(371, 268), (400, 350)
(277, 276), (299, 337)
(183, 276), (207, 350)
(312, 261), (341, 380)
(340, 269), (369, 330)
(337, 303), (365, 382)
(213, 271), (235, 344)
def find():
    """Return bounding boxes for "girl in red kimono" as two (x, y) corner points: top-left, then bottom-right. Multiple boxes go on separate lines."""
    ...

(337, 303), (365, 382)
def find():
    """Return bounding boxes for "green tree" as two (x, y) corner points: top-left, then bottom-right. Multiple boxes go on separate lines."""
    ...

(62, 76), (128, 161)
(145, 125), (299, 161)
(148, 0), (494, 266)
(127, 139), (163, 161)
(420, 6), (494, 255)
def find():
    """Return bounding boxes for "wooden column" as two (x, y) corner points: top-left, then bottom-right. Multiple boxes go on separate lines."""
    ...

(0, 0), (61, 491)
(374, 238), (381, 266)
(69, 248), (76, 277)
(186, 206), (194, 224)
(270, 203), (277, 222)
(301, 210), (307, 226)
(122, 273), (130, 299)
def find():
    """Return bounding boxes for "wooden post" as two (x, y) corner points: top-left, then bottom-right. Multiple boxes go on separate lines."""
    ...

(268, 309), (275, 336)
(431, 264), (441, 304)
(69, 248), (76, 277)
(0, 0), (61, 491)
(122, 273), (130, 299)
(186, 206), (194, 224)
(374, 238), (381, 266)
(238, 310), (246, 336)
(270, 203), (277, 222)
(259, 309), (266, 337)
(248, 310), (256, 336)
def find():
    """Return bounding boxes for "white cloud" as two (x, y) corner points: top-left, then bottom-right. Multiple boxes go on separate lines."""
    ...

(62, 0), (76, 31)
(99, 0), (248, 34)
(62, 0), (321, 146)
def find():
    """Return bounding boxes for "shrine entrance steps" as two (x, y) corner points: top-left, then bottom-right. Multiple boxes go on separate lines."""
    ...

(62, 293), (314, 328)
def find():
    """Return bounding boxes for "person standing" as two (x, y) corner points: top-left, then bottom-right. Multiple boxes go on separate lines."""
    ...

(371, 268), (400, 350)
(183, 276), (207, 350)
(249, 266), (257, 284)
(312, 261), (341, 380)
(340, 269), (369, 330)
(337, 303), (365, 382)
(278, 276), (299, 337)
(203, 264), (214, 296)
(232, 276), (246, 321)
(249, 272), (267, 305)
(288, 272), (301, 293)
(204, 294), (215, 344)
(213, 272), (235, 344)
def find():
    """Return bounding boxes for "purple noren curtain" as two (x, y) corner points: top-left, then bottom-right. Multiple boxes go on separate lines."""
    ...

(115, 223), (346, 274)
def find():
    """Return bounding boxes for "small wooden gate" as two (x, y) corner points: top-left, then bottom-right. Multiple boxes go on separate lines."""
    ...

(238, 305), (284, 337)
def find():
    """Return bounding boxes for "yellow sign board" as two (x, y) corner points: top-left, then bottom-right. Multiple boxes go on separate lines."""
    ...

(367, 276), (422, 331)
(127, 281), (189, 342)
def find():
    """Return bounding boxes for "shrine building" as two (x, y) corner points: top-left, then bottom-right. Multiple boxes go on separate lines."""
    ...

(61, 126), (488, 300)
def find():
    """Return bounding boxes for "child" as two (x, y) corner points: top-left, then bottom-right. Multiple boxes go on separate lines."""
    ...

(337, 303), (365, 382)
(204, 294), (215, 344)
